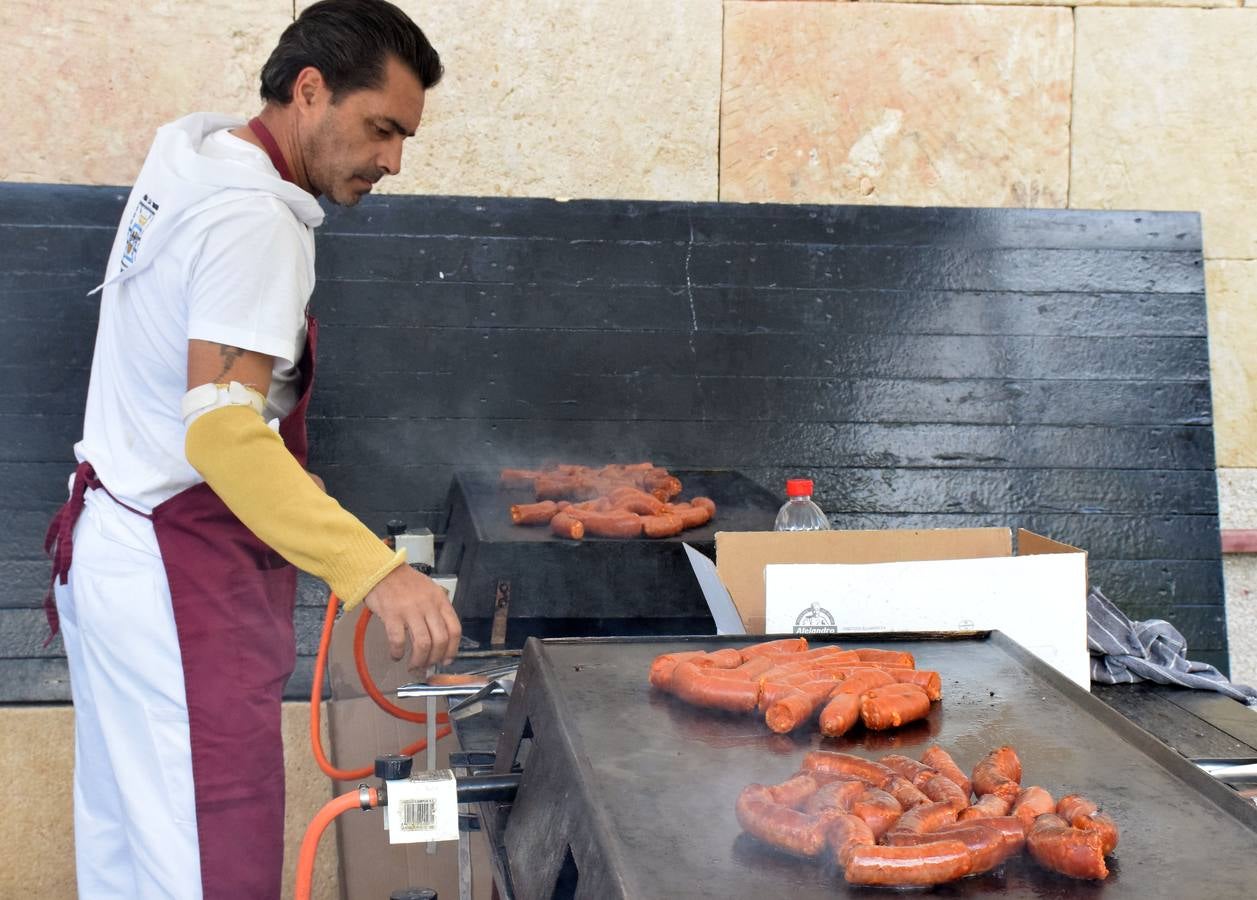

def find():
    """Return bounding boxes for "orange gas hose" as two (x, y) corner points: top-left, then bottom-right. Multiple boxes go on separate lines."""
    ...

(310, 591), (451, 781)
(353, 602), (451, 726)
(294, 786), (379, 900)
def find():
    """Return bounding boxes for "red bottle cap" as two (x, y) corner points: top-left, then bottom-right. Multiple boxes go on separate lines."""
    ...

(785, 479), (814, 497)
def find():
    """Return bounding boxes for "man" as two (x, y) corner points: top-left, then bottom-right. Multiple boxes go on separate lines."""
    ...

(43, 2), (461, 897)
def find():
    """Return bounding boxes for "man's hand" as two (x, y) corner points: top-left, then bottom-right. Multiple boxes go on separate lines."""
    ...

(363, 563), (462, 672)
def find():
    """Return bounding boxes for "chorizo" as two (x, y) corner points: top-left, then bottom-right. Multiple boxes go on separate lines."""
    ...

(424, 673), (489, 686)
(920, 745), (972, 798)
(853, 648), (916, 668)
(843, 841), (972, 887)
(802, 779), (868, 815)
(765, 689), (825, 734)
(817, 693), (861, 738)
(731, 655), (777, 680)
(561, 507), (642, 538)
(640, 513), (685, 538)
(549, 512), (585, 540)
(690, 495), (717, 516)
(1059, 794), (1118, 854)
(860, 683), (932, 730)
(801, 751), (897, 789)
(647, 650), (705, 691)
(921, 773), (970, 811)
(735, 785), (829, 858)
(767, 773), (821, 809)
(510, 500), (560, 525)
(879, 754), (940, 788)
(958, 792), (1014, 821)
(884, 667), (943, 701)
(972, 745), (1022, 803)
(935, 815), (1025, 850)
(884, 775), (933, 810)
(666, 502), (712, 529)
(825, 814), (876, 867)
(606, 486), (667, 516)
(738, 637), (808, 660)
(848, 787), (903, 840)
(886, 800), (958, 839)
(1026, 813), (1109, 880)
(1012, 786), (1056, 833)
(669, 660), (760, 712)
(890, 823), (1015, 875)
(499, 467), (542, 488)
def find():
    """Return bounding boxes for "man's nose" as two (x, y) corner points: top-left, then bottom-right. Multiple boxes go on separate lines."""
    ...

(379, 137), (403, 176)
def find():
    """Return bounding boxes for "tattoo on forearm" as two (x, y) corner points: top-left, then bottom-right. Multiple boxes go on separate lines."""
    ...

(214, 345), (246, 381)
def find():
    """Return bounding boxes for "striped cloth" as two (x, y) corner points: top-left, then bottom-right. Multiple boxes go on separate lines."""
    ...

(1088, 586), (1257, 705)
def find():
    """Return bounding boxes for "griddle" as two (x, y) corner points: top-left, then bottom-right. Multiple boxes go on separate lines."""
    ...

(482, 632), (1257, 899)
(436, 470), (779, 646)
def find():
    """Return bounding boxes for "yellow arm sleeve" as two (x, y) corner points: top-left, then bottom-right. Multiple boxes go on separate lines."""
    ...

(184, 404), (402, 608)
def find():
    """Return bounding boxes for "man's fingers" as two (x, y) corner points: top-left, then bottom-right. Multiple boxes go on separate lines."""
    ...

(406, 614), (434, 672)
(383, 613), (408, 661)
(439, 602), (462, 664)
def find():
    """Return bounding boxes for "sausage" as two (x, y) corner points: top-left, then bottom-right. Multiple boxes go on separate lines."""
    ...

(765, 689), (826, 734)
(424, 673), (489, 686)
(1055, 793), (1098, 823)
(510, 500), (560, 525)
(640, 513), (685, 538)
(825, 814), (876, 867)
(690, 496), (717, 516)
(1026, 813), (1109, 879)
(958, 792), (1014, 821)
(884, 667), (943, 701)
(886, 800), (958, 838)
(1058, 795), (1118, 854)
(731, 655), (777, 680)
(935, 815), (1025, 850)
(889, 823), (1016, 874)
(920, 773), (970, 811)
(767, 773), (821, 808)
(561, 506), (643, 538)
(843, 841), (972, 887)
(880, 754), (940, 788)
(699, 648), (745, 669)
(647, 650), (706, 691)
(666, 502), (712, 529)
(734, 785), (829, 858)
(606, 486), (667, 516)
(1012, 786), (1056, 832)
(817, 692), (861, 738)
(884, 775), (933, 810)
(859, 683), (932, 730)
(549, 511), (585, 540)
(669, 660), (760, 712)
(762, 647), (862, 676)
(802, 779), (868, 815)
(972, 746), (1022, 803)
(499, 467), (542, 488)
(739, 637), (808, 661)
(801, 751), (897, 789)
(921, 745), (972, 798)
(848, 787), (903, 839)
(853, 648), (916, 668)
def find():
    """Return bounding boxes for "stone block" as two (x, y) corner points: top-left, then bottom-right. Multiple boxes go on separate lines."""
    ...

(0, 1), (292, 186)
(1072, 9), (1257, 260)
(283, 701), (340, 900)
(1218, 469), (1257, 532)
(366, 0), (722, 200)
(1224, 555), (1257, 691)
(1206, 260), (1257, 468)
(720, 2), (1072, 207)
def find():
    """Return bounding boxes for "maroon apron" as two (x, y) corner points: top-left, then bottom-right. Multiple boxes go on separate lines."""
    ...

(45, 315), (318, 900)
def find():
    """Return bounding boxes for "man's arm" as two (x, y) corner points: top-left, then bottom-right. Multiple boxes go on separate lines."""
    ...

(184, 340), (461, 669)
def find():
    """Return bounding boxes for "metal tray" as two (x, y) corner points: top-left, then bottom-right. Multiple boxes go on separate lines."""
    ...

(489, 632), (1257, 899)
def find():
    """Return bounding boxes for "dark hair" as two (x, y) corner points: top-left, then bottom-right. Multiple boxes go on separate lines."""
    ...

(260, 0), (442, 104)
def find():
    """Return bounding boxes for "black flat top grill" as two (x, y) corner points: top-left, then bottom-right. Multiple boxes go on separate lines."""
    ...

(480, 633), (1257, 900)
(436, 470), (779, 646)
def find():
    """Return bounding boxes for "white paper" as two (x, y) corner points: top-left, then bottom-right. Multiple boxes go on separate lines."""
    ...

(764, 555), (1089, 688)
(684, 543), (747, 635)
(385, 768), (460, 844)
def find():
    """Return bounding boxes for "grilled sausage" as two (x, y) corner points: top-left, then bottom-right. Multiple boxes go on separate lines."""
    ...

(880, 754), (940, 788)
(690, 496), (717, 516)
(825, 814), (877, 867)
(606, 486), (667, 516)
(802, 779), (868, 815)
(647, 650), (706, 691)
(935, 815), (1026, 852)
(860, 683), (932, 730)
(739, 637), (808, 661)
(801, 751), (897, 788)
(669, 660), (760, 712)
(848, 787), (904, 839)
(561, 507), (643, 538)
(972, 746), (1022, 803)
(767, 773), (821, 809)
(549, 511), (585, 540)
(958, 792), (1014, 821)
(921, 773), (970, 811)
(883, 667), (943, 701)
(735, 785), (830, 858)
(1058, 795), (1118, 854)
(765, 688), (826, 734)
(1026, 813), (1109, 879)
(920, 746), (971, 797)
(843, 841), (972, 887)
(640, 513), (685, 538)
(510, 500), (560, 524)
(666, 502), (712, 529)
(853, 648), (916, 668)
(1012, 786), (1057, 832)
(884, 775), (933, 810)
(889, 822), (1016, 874)
(886, 800), (958, 839)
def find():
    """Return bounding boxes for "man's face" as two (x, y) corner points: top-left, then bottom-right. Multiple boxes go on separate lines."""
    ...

(302, 56), (425, 206)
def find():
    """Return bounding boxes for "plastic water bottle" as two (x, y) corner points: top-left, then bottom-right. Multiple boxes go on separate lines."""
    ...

(773, 478), (831, 531)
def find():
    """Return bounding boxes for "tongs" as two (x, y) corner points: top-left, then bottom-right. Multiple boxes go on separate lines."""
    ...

(1191, 758), (1257, 784)
(396, 663), (518, 721)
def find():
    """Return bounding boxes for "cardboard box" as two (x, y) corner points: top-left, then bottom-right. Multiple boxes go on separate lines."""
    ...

(692, 528), (1089, 688)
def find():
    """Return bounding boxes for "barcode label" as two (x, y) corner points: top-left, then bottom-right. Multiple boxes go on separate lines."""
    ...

(400, 798), (437, 832)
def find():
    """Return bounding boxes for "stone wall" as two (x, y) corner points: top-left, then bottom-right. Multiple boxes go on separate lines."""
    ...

(2, 0), (1254, 895)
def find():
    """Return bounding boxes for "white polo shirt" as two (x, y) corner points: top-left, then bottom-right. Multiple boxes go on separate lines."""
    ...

(74, 113), (326, 513)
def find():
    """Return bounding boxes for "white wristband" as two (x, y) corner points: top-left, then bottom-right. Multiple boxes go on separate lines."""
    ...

(181, 381), (267, 427)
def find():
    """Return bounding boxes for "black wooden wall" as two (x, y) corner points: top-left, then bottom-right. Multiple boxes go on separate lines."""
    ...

(0, 183), (1223, 701)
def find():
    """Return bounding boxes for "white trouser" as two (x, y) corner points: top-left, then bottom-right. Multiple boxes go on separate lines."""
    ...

(55, 488), (202, 899)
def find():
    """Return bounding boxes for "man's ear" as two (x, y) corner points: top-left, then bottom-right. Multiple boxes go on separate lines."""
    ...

(291, 66), (328, 110)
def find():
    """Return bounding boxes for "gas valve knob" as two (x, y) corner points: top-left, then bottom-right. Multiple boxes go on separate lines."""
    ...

(374, 754), (413, 781)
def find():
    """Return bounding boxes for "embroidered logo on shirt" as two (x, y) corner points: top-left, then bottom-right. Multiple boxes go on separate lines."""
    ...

(120, 193), (160, 272)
